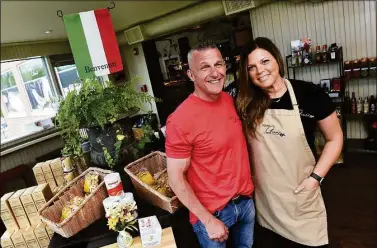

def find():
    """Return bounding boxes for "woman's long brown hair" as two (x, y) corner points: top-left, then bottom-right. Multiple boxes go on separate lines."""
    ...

(236, 37), (285, 137)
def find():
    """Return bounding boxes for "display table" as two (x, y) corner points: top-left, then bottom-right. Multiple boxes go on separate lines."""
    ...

(100, 227), (176, 248)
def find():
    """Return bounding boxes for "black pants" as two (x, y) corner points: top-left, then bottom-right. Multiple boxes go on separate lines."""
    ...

(253, 223), (328, 248)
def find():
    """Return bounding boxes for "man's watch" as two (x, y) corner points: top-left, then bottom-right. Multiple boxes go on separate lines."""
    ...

(310, 172), (324, 185)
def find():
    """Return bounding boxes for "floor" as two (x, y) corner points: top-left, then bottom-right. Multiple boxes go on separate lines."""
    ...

(323, 153), (377, 248)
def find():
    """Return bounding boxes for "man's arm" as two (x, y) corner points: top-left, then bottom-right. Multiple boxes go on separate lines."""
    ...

(167, 157), (228, 242)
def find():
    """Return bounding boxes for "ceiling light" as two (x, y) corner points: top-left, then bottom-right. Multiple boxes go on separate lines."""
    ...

(45, 30), (53, 34)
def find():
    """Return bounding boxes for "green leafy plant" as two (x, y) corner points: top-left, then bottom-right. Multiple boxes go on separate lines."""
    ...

(56, 77), (157, 157)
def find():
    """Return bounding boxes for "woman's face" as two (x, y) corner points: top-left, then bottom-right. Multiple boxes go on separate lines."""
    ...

(247, 48), (281, 89)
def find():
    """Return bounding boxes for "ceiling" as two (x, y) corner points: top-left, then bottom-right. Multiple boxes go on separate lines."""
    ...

(1, 0), (200, 44)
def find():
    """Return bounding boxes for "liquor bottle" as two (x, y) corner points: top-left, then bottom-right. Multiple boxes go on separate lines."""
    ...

(351, 92), (357, 114)
(329, 43), (339, 61)
(315, 46), (322, 63)
(344, 91), (351, 114)
(357, 97), (363, 114)
(370, 95), (376, 113)
(322, 45), (328, 63)
(363, 97), (369, 114)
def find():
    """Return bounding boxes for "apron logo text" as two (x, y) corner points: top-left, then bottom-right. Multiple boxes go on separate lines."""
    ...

(262, 124), (286, 137)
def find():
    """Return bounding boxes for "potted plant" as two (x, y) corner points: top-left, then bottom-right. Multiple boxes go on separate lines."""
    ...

(56, 76), (157, 169)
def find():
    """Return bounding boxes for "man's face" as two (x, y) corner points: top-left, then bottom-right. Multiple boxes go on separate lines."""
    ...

(187, 48), (226, 100)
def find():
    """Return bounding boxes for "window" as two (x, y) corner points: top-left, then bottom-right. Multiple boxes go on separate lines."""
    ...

(18, 58), (55, 111)
(1, 70), (26, 115)
(54, 64), (80, 97)
(1, 57), (58, 144)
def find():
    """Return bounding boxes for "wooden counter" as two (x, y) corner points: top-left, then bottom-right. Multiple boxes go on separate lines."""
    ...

(101, 227), (176, 248)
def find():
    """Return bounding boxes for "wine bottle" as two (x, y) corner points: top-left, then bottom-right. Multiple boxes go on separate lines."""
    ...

(351, 92), (357, 114)
(344, 91), (351, 114)
(363, 97), (369, 114)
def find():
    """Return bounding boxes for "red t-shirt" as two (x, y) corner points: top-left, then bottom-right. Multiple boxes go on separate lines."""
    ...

(165, 92), (254, 224)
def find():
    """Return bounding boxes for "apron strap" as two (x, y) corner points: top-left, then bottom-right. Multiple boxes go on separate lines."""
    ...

(285, 79), (299, 112)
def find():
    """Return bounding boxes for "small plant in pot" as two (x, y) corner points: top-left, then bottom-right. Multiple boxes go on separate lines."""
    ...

(56, 76), (157, 169)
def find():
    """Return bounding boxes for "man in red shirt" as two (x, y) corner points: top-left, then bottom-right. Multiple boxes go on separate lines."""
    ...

(166, 41), (255, 248)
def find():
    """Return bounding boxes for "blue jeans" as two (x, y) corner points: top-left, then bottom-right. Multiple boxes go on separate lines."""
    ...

(192, 197), (255, 248)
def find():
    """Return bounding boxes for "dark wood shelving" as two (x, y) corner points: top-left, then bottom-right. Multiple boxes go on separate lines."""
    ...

(342, 76), (377, 81)
(287, 60), (341, 69)
(346, 138), (377, 154)
(344, 113), (377, 119)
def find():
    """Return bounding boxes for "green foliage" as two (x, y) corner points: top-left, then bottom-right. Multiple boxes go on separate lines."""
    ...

(56, 77), (156, 157)
(1, 71), (16, 90)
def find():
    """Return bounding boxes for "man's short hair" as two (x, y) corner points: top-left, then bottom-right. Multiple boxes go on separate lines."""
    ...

(187, 40), (218, 66)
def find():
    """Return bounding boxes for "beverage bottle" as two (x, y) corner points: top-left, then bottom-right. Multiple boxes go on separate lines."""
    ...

(363, 97), (369, 114)
(357, 97), (363, 114)
(344, 91), (351, 114)
(351, 92), (357, 114)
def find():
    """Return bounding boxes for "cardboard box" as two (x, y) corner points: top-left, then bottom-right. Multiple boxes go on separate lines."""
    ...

(20, 186), (41, 226)
(54, 175), (65, 187)
(32, 163), (46, 184)
(9, 189), (30, 229)
(138, 215), (162, 247)
(23, 226), (40, 248)
(34, 223), (50, 248)
(44, 225), (54, 240)
(1, 192), (19, 231)
(11, 229), (27, 248)
(1, 230), (15, 248)
(41, 161), (57, 190)
(50, 158), (64, 177)
(32, 184), (53, 211)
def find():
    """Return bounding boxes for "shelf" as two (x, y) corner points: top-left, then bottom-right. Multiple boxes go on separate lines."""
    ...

(346, 139), (377, 154)
(342, 76), (377, 81)
(343, 113), (377, 119)
(287, 60), (341, 69)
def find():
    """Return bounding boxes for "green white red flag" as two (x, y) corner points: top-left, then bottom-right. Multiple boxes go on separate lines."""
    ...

(63, 8), (123, 79)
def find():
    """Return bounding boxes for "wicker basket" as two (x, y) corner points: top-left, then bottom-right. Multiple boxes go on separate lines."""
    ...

(39, 167), (112, 238)
(124, 151), (182, 213)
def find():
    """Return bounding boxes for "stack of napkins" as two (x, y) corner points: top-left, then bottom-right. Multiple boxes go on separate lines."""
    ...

(138, 216), (162, 247)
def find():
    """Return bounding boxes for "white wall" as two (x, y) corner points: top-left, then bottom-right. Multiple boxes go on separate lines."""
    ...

(250, 0), (377, 139)
(120, 43), (159, 120)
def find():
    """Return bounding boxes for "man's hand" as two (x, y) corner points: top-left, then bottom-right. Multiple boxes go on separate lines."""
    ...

(204, 216), (229, 243)
(294, 177), (319, 194)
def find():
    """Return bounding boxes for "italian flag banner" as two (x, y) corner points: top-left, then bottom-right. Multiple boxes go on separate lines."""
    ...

(63, 8), (123, 79)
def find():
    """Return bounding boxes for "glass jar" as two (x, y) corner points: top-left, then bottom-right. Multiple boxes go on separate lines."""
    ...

(351, 60), (360, 78)
(344, 61), (352, 79)
(368, 57), (376, 78)
(117, 230), (133, 248)
(360, 58), (369, 77)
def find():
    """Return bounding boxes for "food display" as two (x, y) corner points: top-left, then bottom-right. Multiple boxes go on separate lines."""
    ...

(136, 169), (174, 198)
(60, 196), (85, 222)
(83, 173), (99, 194)
(136, 169), (155, 186)
(104, 173), (124, 197)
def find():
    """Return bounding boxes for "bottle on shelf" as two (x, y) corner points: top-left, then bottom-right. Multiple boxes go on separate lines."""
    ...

(315, 45), (322, 63)
(357, 97), (363, 114)
(344, 91), (351, 114)
(352, 59), (361, 78)
(351, 92), (357, 114)
(322, 44), (328, 63)
(370, 95), (376, 113)
(363, 97), (369, 114)
(329, 43), (339, 61)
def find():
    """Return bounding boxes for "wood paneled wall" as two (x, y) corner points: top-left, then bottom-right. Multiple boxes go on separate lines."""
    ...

(0, 136), (64, 173)
(250, 0), (377, 139)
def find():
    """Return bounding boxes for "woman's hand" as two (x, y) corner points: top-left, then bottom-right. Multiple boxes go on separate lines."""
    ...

(294, 177), (319, 193)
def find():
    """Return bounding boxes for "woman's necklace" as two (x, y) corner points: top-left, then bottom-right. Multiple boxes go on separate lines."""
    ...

(272, 97), (282, 103)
